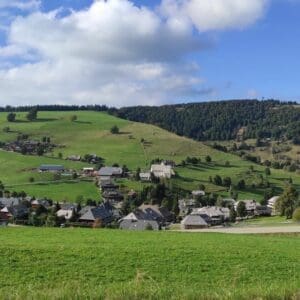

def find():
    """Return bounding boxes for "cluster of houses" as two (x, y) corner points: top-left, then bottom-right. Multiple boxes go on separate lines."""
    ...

(0, 190), (280, 230)
(0, 158), (283, 230)
(4, 139), (56, 155)
(179, 195), (276, 230)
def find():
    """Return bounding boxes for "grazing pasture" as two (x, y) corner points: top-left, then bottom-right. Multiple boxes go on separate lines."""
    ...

(0, 111), (299, 201)
(0, 227), (299, 299)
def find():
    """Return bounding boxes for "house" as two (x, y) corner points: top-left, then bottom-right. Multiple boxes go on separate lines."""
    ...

(150, 162), (175, 179)
(99, 177), (119, 192)
(267, 196), (280, 214)
(120, 204), (173, 231)
(192, 206), (230, 225)
(82, 167), (95, 176)
(178, 199), (196, 217)
(235, 200), (257, 215)
(255, 205), (272, 216)
(102, 190), (124, 203)
(119, 219), (160, 231)
(139, 172), (151, 182)
(31, 199), (51, 210)
(67, 155), (81, 161)
(0, 207), (11, 221)
(181, 214), (209, 230)
(79, 202), (119, 225)
(39, 165), (64, 172)
(191, 190), (205, 198)
(98, 167), (123, 177)
(56, 208), (75, 221)
(138, 204), (173, 223)
(0, 197), (22, 208)
(0, 204), (29, 220)
(56, 203), (79, 221)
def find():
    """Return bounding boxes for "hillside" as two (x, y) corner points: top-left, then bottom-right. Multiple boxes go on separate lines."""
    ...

(0, 228), (299, 299)
(116, 100), (300, 141)
(0, 110), (299, 202)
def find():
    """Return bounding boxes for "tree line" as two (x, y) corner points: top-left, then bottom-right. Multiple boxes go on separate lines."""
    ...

(115, 100), (300, 142)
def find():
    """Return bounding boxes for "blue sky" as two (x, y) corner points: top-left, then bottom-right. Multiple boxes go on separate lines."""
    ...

(0, 0), (299, 106)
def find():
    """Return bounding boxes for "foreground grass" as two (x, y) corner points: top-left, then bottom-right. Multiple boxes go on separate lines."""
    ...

(0, 228), (299, 299)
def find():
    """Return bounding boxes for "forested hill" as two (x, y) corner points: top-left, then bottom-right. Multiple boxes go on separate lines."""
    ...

(115, 100), (300, 142)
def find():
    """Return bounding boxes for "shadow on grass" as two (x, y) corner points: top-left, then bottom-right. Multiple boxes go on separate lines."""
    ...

(74, 121), (92, 124)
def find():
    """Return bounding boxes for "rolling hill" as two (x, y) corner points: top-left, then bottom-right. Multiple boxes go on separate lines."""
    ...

(0, 110), (299, 202)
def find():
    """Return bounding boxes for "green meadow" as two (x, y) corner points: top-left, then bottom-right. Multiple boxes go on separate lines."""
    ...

(0, 111), (299, 201)
(0, 227), (299, 300)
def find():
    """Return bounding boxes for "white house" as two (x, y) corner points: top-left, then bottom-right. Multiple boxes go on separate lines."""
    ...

(150, 162), (175, 179)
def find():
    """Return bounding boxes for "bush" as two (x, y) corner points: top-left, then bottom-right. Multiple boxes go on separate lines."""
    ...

(7, 113), (16, 122)
(70, 115), (77, 122)
(292, 208), (300, 222)
(110, 125), (119, 134)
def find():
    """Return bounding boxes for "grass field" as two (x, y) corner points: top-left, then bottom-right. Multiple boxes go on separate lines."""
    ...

(0, 111), (299, 201)
(0, 227), (299, 299)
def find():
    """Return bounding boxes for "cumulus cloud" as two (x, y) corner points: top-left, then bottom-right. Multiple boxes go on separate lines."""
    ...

(160, 0), (269, 31)
(0, 0), (41, 11)
(0, 0), (269, 106)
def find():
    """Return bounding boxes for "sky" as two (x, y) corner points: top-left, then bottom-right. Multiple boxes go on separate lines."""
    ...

(0, 0), (299, 107)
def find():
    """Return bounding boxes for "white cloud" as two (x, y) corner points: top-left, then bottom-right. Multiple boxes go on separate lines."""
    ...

(0, 0), (269, 106)
(0, 0), (41, 11)
(160, 0), (269, 31)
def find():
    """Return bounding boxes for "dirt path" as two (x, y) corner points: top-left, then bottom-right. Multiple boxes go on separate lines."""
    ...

(178, 225), (300, 234)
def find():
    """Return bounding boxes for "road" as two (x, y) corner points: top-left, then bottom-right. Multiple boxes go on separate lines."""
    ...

(178, 225), (300, 234)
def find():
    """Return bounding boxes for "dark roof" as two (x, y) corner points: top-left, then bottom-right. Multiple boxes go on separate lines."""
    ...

(79, 202), (119, 223)
(39, 165), (64, 171)
(98, 167), (123, 177)
(0, 198), (22, 208)
(119, 219), (160, 231)
(181, 214), (208, 226)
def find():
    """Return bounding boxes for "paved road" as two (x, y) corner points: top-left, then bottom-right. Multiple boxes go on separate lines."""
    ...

(178, 225), (300, 234)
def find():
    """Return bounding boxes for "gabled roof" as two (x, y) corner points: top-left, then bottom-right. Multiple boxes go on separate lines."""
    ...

(0, 198), (22, 208)
(31, 199), (50, 207)
(79, 202), (117, 222)
(98, 167), (123, 177)
(181, 214), (208, 226)
(193, 206), (229, 218)
(122, 204), (172, 223)
(119, 219), (160, 230)
(39, 165), (64, 171)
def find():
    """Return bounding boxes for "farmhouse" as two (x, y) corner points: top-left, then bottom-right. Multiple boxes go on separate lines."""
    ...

(178, 199), (196, 216)
(191, 190), (205, 197)
(192, 206), (230, 225)
(150, 162), (175, 179)
(56, 203), (79, 220)
(67, 155), (81, 161)
(99, 177), (119, 192)
(98, 167), (123, 177)
(267, 196), (280, 214)
(119, 219), (160, 231)
(39, 165), (64, 172)
(120, 204), (173, 230)
(102, 190), (124, 203)
(0, 204), (29, 220)
(235, 200), (258, 215)
(31, 199), (51, 209)
(181, 214), (209, 230)
(79, 202), (119, 225)
(139, 172), (151, 182)
(0, 197), (22, 208)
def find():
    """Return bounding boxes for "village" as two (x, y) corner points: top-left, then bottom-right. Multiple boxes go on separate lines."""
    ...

(0, 160), (279, 231)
